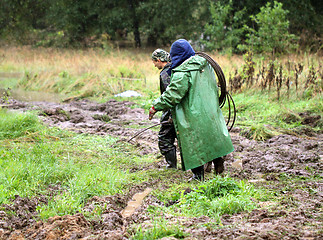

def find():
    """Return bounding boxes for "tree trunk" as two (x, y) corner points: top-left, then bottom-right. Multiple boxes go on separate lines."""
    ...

(127, 0), (141, 48)
(147, 33), (157, 47)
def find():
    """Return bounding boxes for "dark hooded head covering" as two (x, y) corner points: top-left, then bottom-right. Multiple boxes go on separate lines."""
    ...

(167, 39), (195, 75)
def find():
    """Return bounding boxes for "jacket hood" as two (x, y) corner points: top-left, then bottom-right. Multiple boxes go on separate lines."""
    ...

(167, 39), (195, 75)
(173, 55), (207, 72)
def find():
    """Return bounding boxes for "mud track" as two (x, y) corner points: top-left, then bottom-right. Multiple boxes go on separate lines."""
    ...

(2, 98), (160, 154)
(0, 98), (322, 240)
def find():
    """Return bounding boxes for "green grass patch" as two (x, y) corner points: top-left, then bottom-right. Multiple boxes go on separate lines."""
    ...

(131, 218), (188, 240)
(223, 89), (322, 140)
(0, 110), (155, 219)
(0, 77), (20, 89)
(150, 176), (268, 224)
(0, 109), (44, 139)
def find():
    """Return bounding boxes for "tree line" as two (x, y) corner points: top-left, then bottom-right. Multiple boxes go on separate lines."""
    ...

(0, 0), (322, 53)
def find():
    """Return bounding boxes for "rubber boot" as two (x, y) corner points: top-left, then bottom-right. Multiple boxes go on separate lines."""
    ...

(204, 161), (212, 173)
(165, 149), (177, 169)
(189, 165), (204, 182)
(213, 157), (225, 174)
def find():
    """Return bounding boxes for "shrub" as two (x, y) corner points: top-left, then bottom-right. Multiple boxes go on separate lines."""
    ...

(239, 1), (298, 54)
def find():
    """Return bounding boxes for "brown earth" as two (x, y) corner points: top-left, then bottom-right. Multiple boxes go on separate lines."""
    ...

(0, 98), (322, 240)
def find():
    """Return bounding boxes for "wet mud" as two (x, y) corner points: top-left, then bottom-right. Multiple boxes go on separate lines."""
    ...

(0, 97), (322, 239)
(1, 97), (160, 155)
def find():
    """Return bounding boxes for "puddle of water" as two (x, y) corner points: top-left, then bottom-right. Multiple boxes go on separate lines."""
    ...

(248, 173), (265, 183)
(248, 179), (266, 183)
(0, 72), (65, 103)
(0, 72), (22, 79)
(255, 173), (264, 178)
(121, 188), (152, 218)
(257, 201), (276, 207)
(231, 159), (243, 170)
(0, 88), (65, 103)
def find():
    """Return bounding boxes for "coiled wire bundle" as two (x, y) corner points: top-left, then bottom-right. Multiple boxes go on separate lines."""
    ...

(196, 52), (236, 131)
(128, 52), (237, 143)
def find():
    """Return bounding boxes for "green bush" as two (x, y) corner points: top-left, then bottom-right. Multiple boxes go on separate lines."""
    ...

(239, 1), (298, 54)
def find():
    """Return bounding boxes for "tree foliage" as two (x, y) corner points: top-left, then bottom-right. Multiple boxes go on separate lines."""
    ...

(203, 0), (246, 53)
(239, 1), (298, 54)
(0, 0), (321, 52)
(0, 0), (49, 43)
(139, 0), (209, 46)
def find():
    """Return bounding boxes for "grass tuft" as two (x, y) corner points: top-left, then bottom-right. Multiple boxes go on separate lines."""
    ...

(0, 109), (44, 140)
(131, 218), (188, 240)
(150, 176), (265, 225)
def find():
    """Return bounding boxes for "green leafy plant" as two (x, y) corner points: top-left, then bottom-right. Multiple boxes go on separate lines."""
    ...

(176, 176), (258, 216)
(239, 1), (298, 54)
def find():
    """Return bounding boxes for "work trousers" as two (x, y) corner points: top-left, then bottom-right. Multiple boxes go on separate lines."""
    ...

(158, 110), (176, 155)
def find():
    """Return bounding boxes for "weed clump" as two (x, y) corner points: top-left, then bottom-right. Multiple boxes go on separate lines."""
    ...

(241, 124), (278, 141)
(0, 109), (43, 139)
(194, 176), (241, 199)
(92, 114), (111, 122)
(174, 177), (257, 218)
(151, 176), (261, 224)
(131, 219), (188, 240)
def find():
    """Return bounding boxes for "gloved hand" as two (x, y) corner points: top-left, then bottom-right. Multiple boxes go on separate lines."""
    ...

(148, 106), (157, 120)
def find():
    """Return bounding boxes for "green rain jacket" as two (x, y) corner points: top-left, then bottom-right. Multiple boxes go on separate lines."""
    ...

(153, 55), (234, 170)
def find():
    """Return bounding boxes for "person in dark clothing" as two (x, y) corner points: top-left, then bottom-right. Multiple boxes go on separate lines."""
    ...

(149, 40), (234, 181)
(151, 49), (177, 169)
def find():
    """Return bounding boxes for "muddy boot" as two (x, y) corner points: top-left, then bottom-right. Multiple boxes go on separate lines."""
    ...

(165, 149), (177, 169)
(213, 157), (225, 175)
(189, 165), (204, 182)
(204, 161), (213, 173)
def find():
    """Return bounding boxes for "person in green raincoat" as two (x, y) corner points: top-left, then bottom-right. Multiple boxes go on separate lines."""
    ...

(149, 39), (234, 181)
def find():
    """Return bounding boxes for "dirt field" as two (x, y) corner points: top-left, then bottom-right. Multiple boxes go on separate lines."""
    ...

(0, 98), (322, 240)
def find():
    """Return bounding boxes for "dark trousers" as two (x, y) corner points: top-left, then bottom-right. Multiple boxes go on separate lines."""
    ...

(158, 110), (176, 155)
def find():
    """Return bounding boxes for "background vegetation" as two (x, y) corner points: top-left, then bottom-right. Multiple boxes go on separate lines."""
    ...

(0, 0), (322, 52)
(0, 0), (322, 238)
(1, 45), (321, 139)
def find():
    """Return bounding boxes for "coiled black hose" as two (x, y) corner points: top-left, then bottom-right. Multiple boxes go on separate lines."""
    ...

(128, 52), (236, 143)
(196, 52), (236, 131)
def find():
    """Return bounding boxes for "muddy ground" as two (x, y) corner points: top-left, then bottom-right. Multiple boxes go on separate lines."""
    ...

(0, 97), (322, 240)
